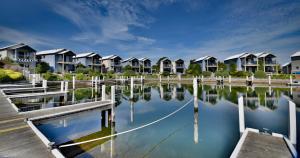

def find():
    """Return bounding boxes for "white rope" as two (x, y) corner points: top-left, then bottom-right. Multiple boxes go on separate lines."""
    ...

(59, 98), (193, 148)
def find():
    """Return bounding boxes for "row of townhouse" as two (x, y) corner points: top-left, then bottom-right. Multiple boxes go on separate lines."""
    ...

(159, 58), (185, 74)
(223, 52), (277, 73)
(2, 43), (299, 75)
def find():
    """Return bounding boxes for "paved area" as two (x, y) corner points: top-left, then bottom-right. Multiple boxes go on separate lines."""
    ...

(237, 132), (293, 158)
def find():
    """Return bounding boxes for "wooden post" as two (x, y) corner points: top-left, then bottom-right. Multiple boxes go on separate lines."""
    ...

(268, 75), (271, 85)
(167, 76), (170, 82)
(102, 85), (106, 101)
(229, 75), (231, 84)
(290, 75), (293, 85)
(159, 75), (162, 82)
(289, 101), (297, 145)
(238, 96), (245, 133)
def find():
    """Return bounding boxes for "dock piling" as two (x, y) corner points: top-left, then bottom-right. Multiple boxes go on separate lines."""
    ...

(72, 76), (75, 89)
(289, 100), (297, 145)
(60, 81), (64, 92)
(238, 96), (245, 133)
(102, 85), (106, 101)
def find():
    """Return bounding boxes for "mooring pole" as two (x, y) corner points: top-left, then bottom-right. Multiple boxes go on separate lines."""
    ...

(289, 101), (297, 145)
(72, 76), (75, 89)
(64, 81), (68, 93)
(102, 85), (106, 101)
(60, 81), (64, 92)
(130, 77), (134, 99)
(238, 96), (245, 133)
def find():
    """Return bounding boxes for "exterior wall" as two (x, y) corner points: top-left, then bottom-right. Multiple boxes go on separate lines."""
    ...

(291, 57), (300, 74)
(0, 50), (8, 59)
(39, 54), (56, 72)
(282, 65), (291, 74)
(76, 58), (87, 66)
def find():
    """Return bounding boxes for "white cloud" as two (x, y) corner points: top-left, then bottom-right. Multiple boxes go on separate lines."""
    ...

(45, 0), (167, 45)
(0, 26), (56, 47)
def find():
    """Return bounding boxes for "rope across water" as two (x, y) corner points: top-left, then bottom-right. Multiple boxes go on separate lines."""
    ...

(59, 98), (193, 148)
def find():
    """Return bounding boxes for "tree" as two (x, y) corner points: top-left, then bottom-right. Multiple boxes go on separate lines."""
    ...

(152, 65), (159, 73)
(36, 62), (50, 73)
(187, 63), (202, 75)
(258, 60), (264, 71)
(217, 62), (227, 71)
(229, 63), (237, 73)
(123, 65), (132, 72)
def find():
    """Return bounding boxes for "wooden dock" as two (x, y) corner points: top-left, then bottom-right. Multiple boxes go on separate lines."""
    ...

(0, 90), (112, 158)
(230, 128), (294, 158)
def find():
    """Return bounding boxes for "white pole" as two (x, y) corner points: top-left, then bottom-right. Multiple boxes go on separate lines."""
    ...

(64, 81), (68, 93)
(194, 102), (198, 144)
(268, 75), (271, 85)
(102, 85), (106, 101)
(193, 78), (198, 109)
(72, 76), (75, 89)
(229, 75), (231, 84)
(111, 85), (115, 104)
(290, 75), (293, 85)
(91, 76), (94, 88)
(95, 76), (98, 93)
(159, 75), (162, 82)
(289, 101), (297, 145)
(60, 81), (64, 92)
(251, 75), (254, 82)
(238, 96), (245, 133)
(32, 75), (36, 87)
(130, 77), (134, 99)
(140, 75), (143, 83)
(167, 76), (170, 82)
(201, 75), (204, 83)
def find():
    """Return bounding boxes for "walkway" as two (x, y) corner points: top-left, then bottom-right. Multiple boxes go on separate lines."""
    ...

(0, 90), (112, 157)
(232, 130), (293, 158)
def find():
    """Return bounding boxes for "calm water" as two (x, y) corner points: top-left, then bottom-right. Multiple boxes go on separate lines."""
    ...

(33, 83), (300, 158)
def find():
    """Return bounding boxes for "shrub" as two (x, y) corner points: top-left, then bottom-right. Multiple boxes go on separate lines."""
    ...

(63, 73), (73, 80)
(230, 71), (250, 77)
(186, 63), (202, 76)
(254, 70), (267, 78)
(162, 71), (170, 76)
(215, 70), (229, 77)
(123, 70), (136, 76)
(76, 73), (90, 80)
(75, 67), (90, 74)
(36, 62), (50, 73)
(202, 71), (212, 77)
(0, 69), (24, 82)
(272, 74), (295, 79)
(43, 72), (60, 81)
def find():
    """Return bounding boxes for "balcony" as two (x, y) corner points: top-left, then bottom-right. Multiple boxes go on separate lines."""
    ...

(143, 64), (151, 68)
(207, 63), (217, 67)
(111, 62), (121, 67)
(16, 58), (36, 63)
(176, 64), (184, 68)
(57, 60), (76, 65)
(265, 61), (276, 65)
(131, 63), (140, 68)
(243, 61), (257, 66)
(163, 64), (172, 68)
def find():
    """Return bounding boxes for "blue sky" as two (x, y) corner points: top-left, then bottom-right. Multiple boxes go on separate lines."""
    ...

(0, 0), (299, 64)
